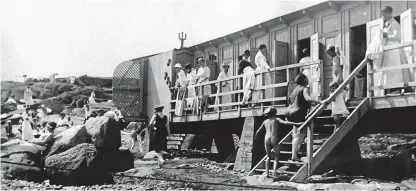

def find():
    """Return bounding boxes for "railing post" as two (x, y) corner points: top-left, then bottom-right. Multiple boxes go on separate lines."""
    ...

(307, 119), (315, 177)
(367, 60), (373, 105)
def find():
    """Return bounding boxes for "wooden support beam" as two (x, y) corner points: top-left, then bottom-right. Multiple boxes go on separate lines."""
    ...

(195, 45), (203, 52)
(258, 24), (268, 34)
(223, 37), (233, 44)
(240, 31), (250, 39)
(302, 10), (314, 19)
(328, 1), (340, 12)
(279, 17), (290, 27)
(208, 41), (218, 49)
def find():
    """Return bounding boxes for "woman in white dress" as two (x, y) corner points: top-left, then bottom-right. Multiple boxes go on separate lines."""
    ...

(21, 109), (34, 141)
(329, 82), (350, 132)
(215, 63), (232, 111)
(196, 58), (211, 112)
(89, 90), (97, 104)
(254, 44), (272, 102)
(24, 86), (34, 109)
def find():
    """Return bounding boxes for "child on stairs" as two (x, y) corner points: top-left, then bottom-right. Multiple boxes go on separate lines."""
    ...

(255, 107), (303, 177)
(329, 82), (350, 132)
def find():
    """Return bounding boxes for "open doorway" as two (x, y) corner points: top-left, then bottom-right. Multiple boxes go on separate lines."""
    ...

(349, 24), (367, 99)
(297, 38), (311, 62)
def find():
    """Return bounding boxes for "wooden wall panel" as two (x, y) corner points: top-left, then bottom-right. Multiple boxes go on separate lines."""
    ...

(322, 13), (341, 33)
(349, 5), (371, 27)
(146, 51), (174, 118)
(297, 21), (314, 40)
(275, 28), (290, 43)
(255, 34), (268, 48)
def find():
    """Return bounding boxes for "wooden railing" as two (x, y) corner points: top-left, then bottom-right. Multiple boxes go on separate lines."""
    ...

(170, 60), (323, 117)
(367, 40), (416, 101)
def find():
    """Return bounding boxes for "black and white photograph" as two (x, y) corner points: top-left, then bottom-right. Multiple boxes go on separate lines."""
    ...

(1, 0), (416, 190)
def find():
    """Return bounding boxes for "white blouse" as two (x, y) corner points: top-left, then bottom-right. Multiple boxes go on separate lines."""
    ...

(196, 66), (211, 83)
(255, 51), (270, 70)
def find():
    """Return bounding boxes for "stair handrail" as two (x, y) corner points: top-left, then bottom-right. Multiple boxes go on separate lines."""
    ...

(248, 57), (370, 176)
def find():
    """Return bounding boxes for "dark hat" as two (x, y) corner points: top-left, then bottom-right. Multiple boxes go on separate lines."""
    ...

(381, 5), (393, 13)
(329, 81), (339, 89)
(302, 48), (309, 54)
(154, 105), (164, 112)
(184, 63), (192, 70)
(244, 50), (250, 56)
(258, 44), (267, 50)
(98, 109), (105, 113)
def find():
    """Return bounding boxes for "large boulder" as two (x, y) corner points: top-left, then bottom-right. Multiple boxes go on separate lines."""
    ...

(85, 116), (110, 137)
(1, 102), (17, 114)
(1, 141), (47, 182)
(46, 125), (91, 157)
(78, 75), (112, 88)
(45, 143), (113, 186)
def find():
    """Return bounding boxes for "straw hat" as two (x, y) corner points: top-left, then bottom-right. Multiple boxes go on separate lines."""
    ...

(174, 63), (182, 68)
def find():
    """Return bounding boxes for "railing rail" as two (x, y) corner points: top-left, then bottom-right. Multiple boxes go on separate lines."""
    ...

(170, 60), (323, 115)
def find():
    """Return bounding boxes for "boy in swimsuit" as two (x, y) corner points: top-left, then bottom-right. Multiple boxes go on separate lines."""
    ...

(255, 107), (303, 177)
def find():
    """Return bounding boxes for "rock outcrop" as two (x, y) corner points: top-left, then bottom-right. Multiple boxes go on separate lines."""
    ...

(1, 141), (47, 182)
(45, 143), (113, 186)
(46, 125), (91, 157)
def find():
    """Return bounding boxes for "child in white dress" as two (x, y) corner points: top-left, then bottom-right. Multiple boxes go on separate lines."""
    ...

(329, 82), (350, 132)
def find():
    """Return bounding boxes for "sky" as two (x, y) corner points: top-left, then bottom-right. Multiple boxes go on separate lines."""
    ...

(1, 0), (323, 82)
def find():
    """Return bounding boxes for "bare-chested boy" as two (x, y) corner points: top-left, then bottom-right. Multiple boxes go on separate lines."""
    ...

(255, 107), (303, 177)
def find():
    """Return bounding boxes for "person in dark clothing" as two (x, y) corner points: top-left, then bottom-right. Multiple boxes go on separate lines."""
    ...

(286, 74), (326, 162)
(238, 50), (253, 75)
(148, 105), (170, 168)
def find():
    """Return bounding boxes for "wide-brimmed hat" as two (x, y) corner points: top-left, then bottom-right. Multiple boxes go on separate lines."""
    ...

(154, 105), (164, 112)
(381, 5), (393, 13)
(326, 44), (335, 53)
(174, 63), (182, 68)
(244, 50), (250, 56)
(184, 63), (192, 70)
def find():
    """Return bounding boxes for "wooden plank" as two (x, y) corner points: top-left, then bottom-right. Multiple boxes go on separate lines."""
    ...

(400, 9), (414, 43)
(383, 40), (416, 51)
(369, 63), (416, 73)
(209, 90), (244, 97)
(290, 98), (370, 182)
(307, 120), (314, 176)
(372, 94), (416, 109)
(256, 82), (288, 90)
(369, 82), (416, 91)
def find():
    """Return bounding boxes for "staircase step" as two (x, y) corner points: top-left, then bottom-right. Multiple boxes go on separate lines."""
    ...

(281, 140), (325, 145)
(254, 168), (296, 175)
(167, 141), (182, 145)
(280, 151), (305, 155)
(269, 160), (304, 166)
(167, 137), (184, 141)
(167, 145), (179, 150)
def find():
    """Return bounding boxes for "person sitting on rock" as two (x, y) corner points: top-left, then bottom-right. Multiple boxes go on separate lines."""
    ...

(1, 122), (55, 153)
(5, 95), (17, 104)
(57, 113), (70, 128)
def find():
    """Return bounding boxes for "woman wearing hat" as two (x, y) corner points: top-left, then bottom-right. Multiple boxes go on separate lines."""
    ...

(215, 63), (232, 110)
(148, 105), (170, 167)
(174, 63), (187, 88)
(326, 44), (344, 85)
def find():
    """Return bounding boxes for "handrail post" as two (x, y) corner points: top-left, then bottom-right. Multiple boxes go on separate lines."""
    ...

(367, 59), (374, 105)
(307, 119), (315, 177)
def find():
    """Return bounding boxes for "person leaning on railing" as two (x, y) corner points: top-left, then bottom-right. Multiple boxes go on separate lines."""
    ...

(195, 58), (211, 113)
(286, 73), (327, 162)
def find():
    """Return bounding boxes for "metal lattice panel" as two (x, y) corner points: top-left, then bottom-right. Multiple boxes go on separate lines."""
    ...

(113, 59), (142, 117)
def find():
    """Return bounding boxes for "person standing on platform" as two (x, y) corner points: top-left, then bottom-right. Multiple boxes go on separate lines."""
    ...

(254, 44), (272, 102)
(299, 48), (312, 78)
(380, 5), (412, 95)
(326, 45), (344, 85)
(196, 58), (211, 113)
(240, 50), (256, 106)
(215, 63), (232, 111)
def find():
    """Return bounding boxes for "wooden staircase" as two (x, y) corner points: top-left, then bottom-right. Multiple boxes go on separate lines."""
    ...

(248, 98), (369, 181)
(167, 134), (187, 150)
(248, 58), (371, 182)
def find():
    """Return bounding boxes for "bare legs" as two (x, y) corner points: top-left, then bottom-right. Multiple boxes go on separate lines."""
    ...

(291, 126), (306, 161)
